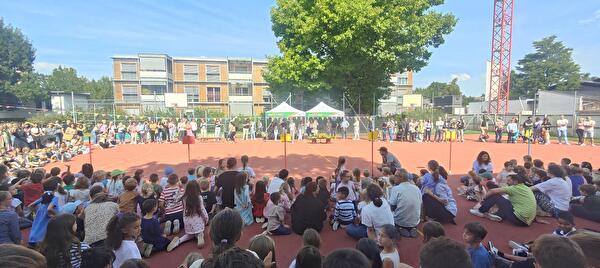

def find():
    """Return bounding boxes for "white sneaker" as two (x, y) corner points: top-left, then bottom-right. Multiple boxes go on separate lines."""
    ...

(167, 236), (180, 252)
(508, 240), (528, 252)
(197, 233), (205, 248)
(143, 243), (153, 257)
(261, 222), (269, 229)
(486, 213), (503, 222)
(332, 221), (339, 231)
(173, 219), (180, 234)
(163, 221), (172, 236)
(470, 208), (486, 218)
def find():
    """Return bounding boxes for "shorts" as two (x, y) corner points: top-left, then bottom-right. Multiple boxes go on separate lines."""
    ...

(585, 129), (594, 138)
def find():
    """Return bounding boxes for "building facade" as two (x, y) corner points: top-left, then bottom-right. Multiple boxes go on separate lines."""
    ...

(378, 71), (415, 115)
(112, 53), (272, 116)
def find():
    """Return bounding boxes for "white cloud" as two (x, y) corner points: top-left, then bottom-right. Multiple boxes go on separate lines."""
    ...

(578, 9), (600, 25)
(450, 73), (472, 82)
(33, 62), (66, 74)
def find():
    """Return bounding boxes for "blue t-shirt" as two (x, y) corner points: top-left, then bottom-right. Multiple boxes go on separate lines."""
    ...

(28, 194), (60, 244)
(468, 244), (493, 268)
(569, 175), (585, 197)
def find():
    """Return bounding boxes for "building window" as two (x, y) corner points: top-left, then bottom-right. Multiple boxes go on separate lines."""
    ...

(140, 57), (166, 72)
(185, 86), (199, 103)
(228, 60), (251, 74)
(122, 86), (139, 102)
(206, 65), (220, 82)
(229, 82), (252, 96)
(207, 87), (221, 102)
(398, 78), (408, 85)
(184, 64), (198, 81)
(263, 95), (272, 103)
(121, 63), (137, 80)
(141, 82), (166, 95)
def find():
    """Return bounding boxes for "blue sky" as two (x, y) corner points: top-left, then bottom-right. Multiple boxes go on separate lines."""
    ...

(1, 0), (599, 96)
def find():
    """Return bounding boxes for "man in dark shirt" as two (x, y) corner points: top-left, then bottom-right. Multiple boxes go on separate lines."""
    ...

(215, 157), (239, 208)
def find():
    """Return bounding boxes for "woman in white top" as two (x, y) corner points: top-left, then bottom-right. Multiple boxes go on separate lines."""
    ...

(346, 184), (394, 240)
(472, 151), (493, 173)
(531, 164), (572, 215)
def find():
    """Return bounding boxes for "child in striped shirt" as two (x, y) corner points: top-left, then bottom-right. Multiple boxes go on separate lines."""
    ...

(332, 186), (356, 231)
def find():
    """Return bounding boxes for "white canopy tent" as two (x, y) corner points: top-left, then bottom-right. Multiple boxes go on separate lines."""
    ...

(305, 102), (345, 117)
(265, 102), (306, 118)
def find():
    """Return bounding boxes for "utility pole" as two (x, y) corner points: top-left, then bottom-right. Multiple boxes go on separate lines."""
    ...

(71, 91), (76, 123)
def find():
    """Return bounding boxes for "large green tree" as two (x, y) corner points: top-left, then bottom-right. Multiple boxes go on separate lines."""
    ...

(86, 76), (114, 99)
(265, 0), (456, 114)
(414, 78), (461, 98)
(510, 35), (582, 99)
(45, 66), (88, 94)
(0, 18), (36, 93)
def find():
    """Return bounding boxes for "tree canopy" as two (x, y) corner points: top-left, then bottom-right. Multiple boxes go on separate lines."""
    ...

(414, 78), (461, 98)
(510, 35), (582, 99)
(0, 18), (36, 93)
(265, 0), (456, 114)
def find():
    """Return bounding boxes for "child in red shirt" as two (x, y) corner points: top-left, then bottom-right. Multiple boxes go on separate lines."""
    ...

(15, 171), (44, 218)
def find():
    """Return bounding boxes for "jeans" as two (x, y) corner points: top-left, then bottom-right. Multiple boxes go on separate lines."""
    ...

(425, 130), (432, 141)
(457, 129), (464, 141)
(557, 128), (568, 143)
(270, 225), (292, 235)
(345, 223), (368, 240)
(435, 130), (443, 142)
(576, 129), (584, 144)
(495, 129), (503, 143)
(478, 194), (528, 226)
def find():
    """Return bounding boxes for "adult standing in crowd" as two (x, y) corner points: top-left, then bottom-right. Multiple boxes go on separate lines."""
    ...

(556, 115), (569, 145)
(583, 116), (595, 146)
(216, 158), (239, 209)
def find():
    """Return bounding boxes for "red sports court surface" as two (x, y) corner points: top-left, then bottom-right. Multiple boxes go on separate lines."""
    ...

(46, 135), (600, 267)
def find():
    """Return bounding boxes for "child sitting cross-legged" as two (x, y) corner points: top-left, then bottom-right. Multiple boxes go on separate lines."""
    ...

(140, 199), (180, 257)
(332, 186), (356, 231)
(265, 192), (291, 236)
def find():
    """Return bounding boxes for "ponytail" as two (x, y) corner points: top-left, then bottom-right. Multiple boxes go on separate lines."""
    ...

(366, 184), (384, 207)
(105, 213), (140, 250)
(209, 209), (243, 256)
(428, 160), (441, 183)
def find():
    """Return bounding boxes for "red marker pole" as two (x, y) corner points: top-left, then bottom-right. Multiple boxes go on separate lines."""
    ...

(88, 138), (92, 165)
(284, 129), (287, 169)
(449, 136), (453, 173)
(371, 131), (374, 175)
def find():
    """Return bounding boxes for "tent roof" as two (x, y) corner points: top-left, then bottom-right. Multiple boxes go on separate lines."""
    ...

(305, 102), (345, 117)
(265, 102), (305, 117)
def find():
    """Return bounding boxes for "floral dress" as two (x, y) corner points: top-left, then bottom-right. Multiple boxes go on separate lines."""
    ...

(183, 196), (209, 235)
(234, 185), (254, 225)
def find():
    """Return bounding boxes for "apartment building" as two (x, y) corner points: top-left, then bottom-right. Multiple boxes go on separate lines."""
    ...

(112, 53), (272, 116)
(379, 71), (415, 115)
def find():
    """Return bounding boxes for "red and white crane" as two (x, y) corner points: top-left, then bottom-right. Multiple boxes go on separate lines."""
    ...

(488, 0), (514, 114)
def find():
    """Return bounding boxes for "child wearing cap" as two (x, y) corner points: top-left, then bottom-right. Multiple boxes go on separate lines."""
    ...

(160, 166), (174, 188)
(107, 170), (125, 199)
